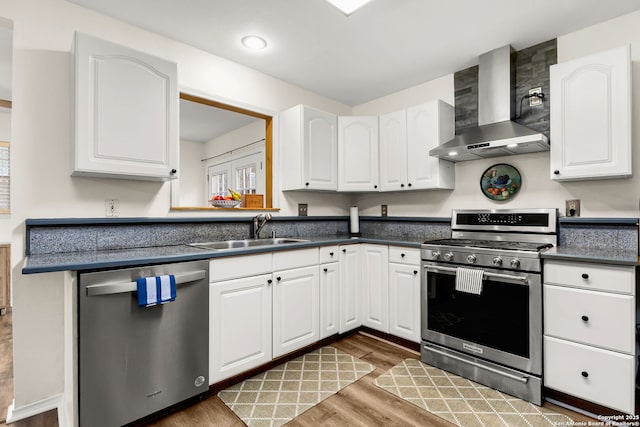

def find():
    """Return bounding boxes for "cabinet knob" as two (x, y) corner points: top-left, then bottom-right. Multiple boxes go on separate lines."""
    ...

(400, 184), (405, 188)
(170, 168), (177, 175)
(267, 279), (273, 285)
(553, 170), (560, 175)
(408, 183), (412, 187)
(413, 270), (418, 275)
(305, 182), (309, 186)
(581, 315), (589, 322)
(581, 371), (589, 378)
(581, 273), (589, 280)
(374, 185), (378, 189)
(342, 249), (347, 253)
(329, 252), (334, 256)
(323, 268), (328, 272)
(276, 276), (281, 281)
(401, 253), (405, 258)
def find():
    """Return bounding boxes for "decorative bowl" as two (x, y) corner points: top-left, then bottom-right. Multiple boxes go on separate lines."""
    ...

(209, 199), (241, 208)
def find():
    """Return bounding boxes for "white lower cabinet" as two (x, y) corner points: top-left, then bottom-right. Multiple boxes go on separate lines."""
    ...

(272, 265), (320, 358)
(320, 245), (341, 339)
(340, 244), (362, 333)
(543, 259), (636, 414)
(209, 274), (272, 384)
(389, 262), (421, 343)
(361, 244), (389, 332)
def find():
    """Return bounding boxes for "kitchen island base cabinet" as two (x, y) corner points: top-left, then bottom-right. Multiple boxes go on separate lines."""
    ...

(209, 274), (272, 384)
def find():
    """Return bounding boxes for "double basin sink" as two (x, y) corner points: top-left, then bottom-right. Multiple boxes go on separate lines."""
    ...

(189, 238), (309, 251)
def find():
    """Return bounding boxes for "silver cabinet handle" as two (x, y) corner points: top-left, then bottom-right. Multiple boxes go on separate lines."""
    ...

(424, 265), (528, 283)
(86, 270), (206, 296)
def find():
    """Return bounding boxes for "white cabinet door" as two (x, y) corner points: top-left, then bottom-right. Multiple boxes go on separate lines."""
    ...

(272, 265), (319, 358)
(406, 100), (455, 189)
(338, 116), (379, 191)
(389, 263), (421, 343)
(209, 274), (272, 384)
(550, 45), (631, 181)
(379, 110), (408, 191)
(339, 245), (361, 333)
(73, 32), (178, 181)
(320, 262), (340, 339)
(280, 105), (338, 191)
(361, 244), (389, 333)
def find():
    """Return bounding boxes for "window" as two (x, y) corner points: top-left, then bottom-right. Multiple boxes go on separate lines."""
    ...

(205, 144), (265, 202)
(0, 141), (9, 213)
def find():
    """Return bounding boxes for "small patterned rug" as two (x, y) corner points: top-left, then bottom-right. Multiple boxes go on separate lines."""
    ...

(375, 358), (575, 427)
(218, 346), (375, 427)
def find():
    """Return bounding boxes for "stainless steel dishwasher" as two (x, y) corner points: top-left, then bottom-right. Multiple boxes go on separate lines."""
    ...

(78, 260), (209, 427)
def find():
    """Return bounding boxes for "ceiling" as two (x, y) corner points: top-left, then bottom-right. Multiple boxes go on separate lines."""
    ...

(179, 98), (259, 143)
(67, 0), (640, 107)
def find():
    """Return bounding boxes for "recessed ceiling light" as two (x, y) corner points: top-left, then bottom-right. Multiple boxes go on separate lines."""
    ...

(241, 35), (267, 50)
(325, 0), (374, 15)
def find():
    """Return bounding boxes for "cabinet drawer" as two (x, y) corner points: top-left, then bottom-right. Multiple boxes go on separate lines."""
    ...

(544, 260), (635, 294)
(319, 245), (340, 264)
(388, 246), (420, 265)
(544, 336), (635, 414)
(210, 253), (272, 282)
(273, 248), (319, 271)
(544, 285), (634, 353)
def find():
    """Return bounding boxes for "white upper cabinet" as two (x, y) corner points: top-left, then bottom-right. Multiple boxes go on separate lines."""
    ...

(280, 105), (338, 191)
(380, 100), (455, 191)
(338, 116), (379, 191)
(550, 45), (631, 181)
(406, 100), (455, 189)
(73, 32), (179, 181)
(379, 110), (408, 191)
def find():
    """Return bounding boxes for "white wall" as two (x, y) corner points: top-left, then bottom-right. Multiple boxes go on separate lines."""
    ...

(351, 11), (640, 218)
(177, 140), (206, 206)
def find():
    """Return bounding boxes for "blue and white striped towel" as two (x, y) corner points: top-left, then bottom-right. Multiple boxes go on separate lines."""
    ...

(455, 267), (484, 295)
(136, 275), (176, 307)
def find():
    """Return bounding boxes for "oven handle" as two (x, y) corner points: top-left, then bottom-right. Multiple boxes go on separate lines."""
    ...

(423, 265), (529, 283)
(423, 344), (530, 384)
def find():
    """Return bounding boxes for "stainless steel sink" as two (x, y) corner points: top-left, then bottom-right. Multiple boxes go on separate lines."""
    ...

(188, 238), (309, 250)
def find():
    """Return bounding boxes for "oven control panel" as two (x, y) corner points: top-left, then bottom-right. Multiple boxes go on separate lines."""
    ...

(422, 247), (541, 272)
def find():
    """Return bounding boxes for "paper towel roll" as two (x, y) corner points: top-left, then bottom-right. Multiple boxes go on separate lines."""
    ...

(349, 206), (359, 234)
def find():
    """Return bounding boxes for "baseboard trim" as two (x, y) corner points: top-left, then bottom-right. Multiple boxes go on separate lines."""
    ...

(5, 393), (63, 424)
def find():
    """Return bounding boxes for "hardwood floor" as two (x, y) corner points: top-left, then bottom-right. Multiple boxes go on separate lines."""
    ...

(0, 328), (595, 427)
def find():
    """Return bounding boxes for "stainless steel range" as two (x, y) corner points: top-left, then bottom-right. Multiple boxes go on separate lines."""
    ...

(421, 208), (557, 405)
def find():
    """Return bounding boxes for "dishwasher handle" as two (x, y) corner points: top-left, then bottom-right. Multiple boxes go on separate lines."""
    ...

(86, 270), (206, 297)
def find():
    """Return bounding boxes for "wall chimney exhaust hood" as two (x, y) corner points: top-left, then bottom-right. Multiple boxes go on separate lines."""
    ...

(430, 45), (549, 162)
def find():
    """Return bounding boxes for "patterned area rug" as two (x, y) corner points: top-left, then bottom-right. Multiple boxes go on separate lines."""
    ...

(218, 346), (375, 427)
(375, 359), (575, 427)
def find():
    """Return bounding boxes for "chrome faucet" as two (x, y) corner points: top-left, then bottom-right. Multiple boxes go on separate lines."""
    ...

(253, 213), (272, 239)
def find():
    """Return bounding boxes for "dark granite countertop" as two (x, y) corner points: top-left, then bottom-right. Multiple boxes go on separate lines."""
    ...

(22, 235), (424, 274)
(542, 246), (639, 266)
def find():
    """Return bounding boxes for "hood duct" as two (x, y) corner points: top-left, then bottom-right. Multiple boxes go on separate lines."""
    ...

(430, 45), (549, 162)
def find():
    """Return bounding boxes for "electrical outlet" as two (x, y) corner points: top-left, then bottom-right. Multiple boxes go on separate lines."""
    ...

(298, 203), (308, 216)
(381, 204), (388, 217)
(105, 199), (119, 217)
(529, 87), (543, 106)
(565, 199), (580, 217)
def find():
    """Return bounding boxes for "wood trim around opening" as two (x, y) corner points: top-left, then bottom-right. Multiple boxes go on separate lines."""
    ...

(179, 92), (273, 209)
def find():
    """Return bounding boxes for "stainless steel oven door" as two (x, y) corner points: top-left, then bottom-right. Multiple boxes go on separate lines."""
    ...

(421, 261), (541, 376)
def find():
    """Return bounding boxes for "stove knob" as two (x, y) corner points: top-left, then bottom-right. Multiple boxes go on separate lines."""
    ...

(510, 258), (521, 268)
(466, 254), (477, 264)
(443, 252), (454, 261)
(492, 256), (503, 266)
(431, 250), (441, 260)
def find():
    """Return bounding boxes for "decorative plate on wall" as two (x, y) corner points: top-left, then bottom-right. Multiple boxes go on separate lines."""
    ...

(480, 163), (521, 201)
